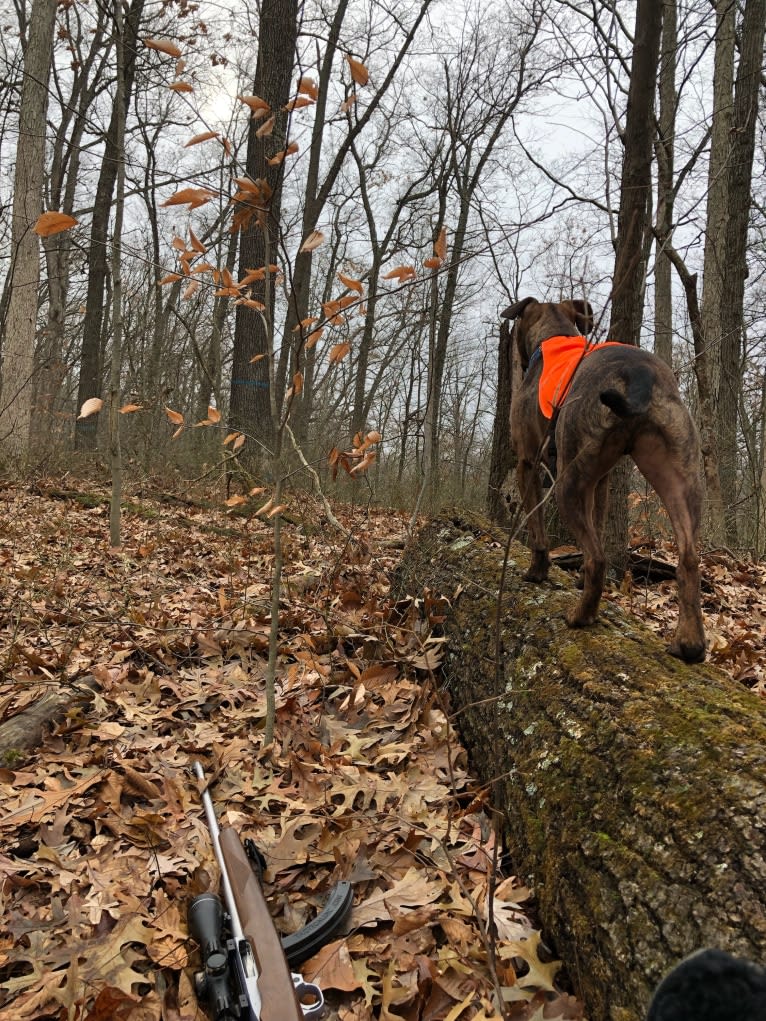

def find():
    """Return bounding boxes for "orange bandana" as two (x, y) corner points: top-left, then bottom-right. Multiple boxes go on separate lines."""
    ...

(537, 335), (624, 418)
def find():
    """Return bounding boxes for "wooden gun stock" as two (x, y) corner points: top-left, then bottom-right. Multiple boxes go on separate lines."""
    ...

(219, 826), (305, 1021)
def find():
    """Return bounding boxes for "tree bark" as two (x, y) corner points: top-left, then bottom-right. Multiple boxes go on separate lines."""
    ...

(605, 0), (663, 580)
(0, 0), (57, 461)
(653, 0), (676, 368)
(717, 0), (766, 544)
(395, 513), (766, 1021)
(74, 0), (145, 451)
(486, 318), (516, 524)
(229, 0), (298, 462)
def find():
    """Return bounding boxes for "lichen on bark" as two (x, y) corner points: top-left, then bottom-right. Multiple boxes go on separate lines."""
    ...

(395, 513), (766, 1021)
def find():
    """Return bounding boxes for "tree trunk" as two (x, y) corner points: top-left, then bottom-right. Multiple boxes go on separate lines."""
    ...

(605, 0), (663, 579)
(486, 318), (515, 524)
(229, 0), (298, 462)
(74, 0), (145, 451)
(717, 0), (766, 545)
(0, 0), (57, 461)
(653, 0), (676, 367)
(660, 243), (726, 546)
(395, 513), (766, 1021)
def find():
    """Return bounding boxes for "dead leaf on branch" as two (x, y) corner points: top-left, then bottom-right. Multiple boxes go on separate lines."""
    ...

(283, 96), (314, 112)
(185, 130), (219, 147)
(297, 75), (318, 99)
(78, 397), (103, 419)
(161, 187), (217, 210)
(144, 38), (182, 58)
(164, 407), (184, 426)
(237, 94), (271, 118)
(383, 265), (416, 283)
(329, 342), (351, 365)
(255, 115), (276, 138)
(338, 272), (364, 294)
(300, 230), (325, 253)
(268, 142), (299, 165)
(34, 211), (78, 237)
(346, 54), (369, 87)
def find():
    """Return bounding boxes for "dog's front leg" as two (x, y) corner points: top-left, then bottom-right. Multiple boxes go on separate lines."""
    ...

(516, 458), (550, 582)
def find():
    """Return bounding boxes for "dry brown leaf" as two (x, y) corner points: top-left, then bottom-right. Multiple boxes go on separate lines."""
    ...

(338, 272), (364, 294)
(144, 38), (182, 58)
(255, 115), (276, 138)
(300, 230), (325, 253)
(161, 187), (217, 209)
(164, 407), (184, 426)
(184, 131), (219, 147)
(34, 211), (78, 237)
(329, 341), (351, 365)
(346, 54), (369, 86)
(78, 397), (103, 419)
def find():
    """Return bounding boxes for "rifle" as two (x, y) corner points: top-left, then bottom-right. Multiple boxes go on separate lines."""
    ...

(188, 761), (353, 1021)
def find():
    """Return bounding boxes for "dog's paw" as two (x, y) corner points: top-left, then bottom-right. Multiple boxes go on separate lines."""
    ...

(668, 639), (707, 664)
(565, 607), (598, 628)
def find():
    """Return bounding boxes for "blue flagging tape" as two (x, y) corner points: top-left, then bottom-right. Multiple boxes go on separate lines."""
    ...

(231, 379), (269, 388)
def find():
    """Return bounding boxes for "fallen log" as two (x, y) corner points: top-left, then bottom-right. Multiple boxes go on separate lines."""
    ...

(0, 681), (96, 766)
(395, 513), (766, 1021)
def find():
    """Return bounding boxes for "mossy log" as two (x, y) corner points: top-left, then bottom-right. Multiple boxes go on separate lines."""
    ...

(395, 513), (766, 1021)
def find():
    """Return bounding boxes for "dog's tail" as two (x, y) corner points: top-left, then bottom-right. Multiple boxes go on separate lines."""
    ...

(600, 365), (653, 417)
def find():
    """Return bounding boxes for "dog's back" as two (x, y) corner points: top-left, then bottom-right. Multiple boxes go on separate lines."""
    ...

(560, 345), (694, 459)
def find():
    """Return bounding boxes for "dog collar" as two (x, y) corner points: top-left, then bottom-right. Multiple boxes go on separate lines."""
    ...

(526, 346), (542, 374)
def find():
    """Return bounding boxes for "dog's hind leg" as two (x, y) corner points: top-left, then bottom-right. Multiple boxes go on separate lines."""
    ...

(632, 436), (706, 663)
(516, 458), (550, 582)
(558, 473), (608, 627)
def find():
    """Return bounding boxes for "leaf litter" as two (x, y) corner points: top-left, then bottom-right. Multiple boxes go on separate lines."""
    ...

(0, 481), (580, 1021)
(3, 480), (760, 1021)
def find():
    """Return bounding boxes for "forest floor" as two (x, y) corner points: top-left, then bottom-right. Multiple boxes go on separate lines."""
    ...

(0, 476), (763, 1021)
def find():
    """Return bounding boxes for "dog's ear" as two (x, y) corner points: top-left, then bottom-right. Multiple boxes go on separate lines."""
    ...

(571, 299), (594, 335)
(501, 296), (537, 320)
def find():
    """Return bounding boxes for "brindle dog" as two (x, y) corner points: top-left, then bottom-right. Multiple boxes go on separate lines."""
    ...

(502, 296), (706, 664)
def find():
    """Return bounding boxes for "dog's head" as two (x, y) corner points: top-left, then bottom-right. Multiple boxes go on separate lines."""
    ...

(501, 297), (594, 370)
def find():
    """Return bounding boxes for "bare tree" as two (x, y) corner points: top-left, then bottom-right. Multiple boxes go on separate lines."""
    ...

(0, 0), (57, 460)
(717, 0), (766, 543)
(605, 0), (663, 577)
(74, 0), (147, 451)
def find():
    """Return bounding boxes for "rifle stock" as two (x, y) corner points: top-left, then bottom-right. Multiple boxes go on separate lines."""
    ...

(219, 826), (307, 1021)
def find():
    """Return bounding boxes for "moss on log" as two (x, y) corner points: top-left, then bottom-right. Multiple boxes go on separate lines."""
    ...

(395, 513), (766, 1021)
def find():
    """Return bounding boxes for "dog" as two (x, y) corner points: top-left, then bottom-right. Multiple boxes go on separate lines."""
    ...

(502, 296), (706, 664)
(647, 949), (766, 1021)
